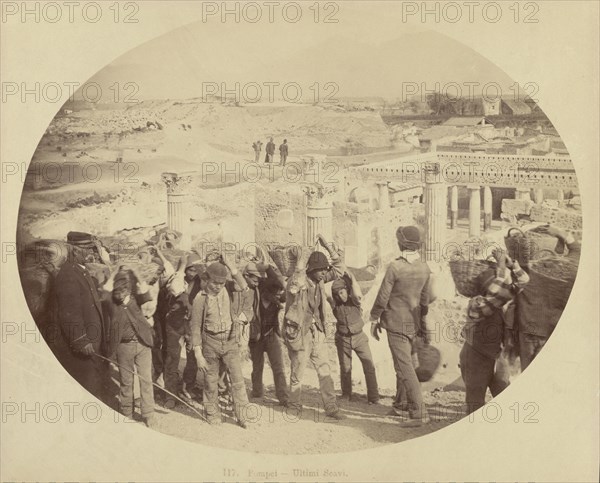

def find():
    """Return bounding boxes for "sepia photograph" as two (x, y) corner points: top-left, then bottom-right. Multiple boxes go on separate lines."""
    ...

(1, 1), (598, 481)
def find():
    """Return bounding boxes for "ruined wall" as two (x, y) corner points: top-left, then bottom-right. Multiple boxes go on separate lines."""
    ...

(333, 200), (418, 268)
(254, 183), (305, 247)
(530, 202), (583, 235)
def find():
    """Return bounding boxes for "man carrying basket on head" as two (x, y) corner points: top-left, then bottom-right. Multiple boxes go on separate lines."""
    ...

(511, 225), (581, 370)
(459, 248), (529, 414)
(282, 235), (345, 420)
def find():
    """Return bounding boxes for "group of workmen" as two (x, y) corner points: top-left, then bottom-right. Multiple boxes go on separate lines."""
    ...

(44, 222), (580, 430)
(252, 137), (288, 165)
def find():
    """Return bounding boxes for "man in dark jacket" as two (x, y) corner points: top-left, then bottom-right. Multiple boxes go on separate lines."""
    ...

(244, 261), (289, 405)
(265, 137), (275, 163)
(279, 139), (288, 166)
(52, 244), (108, 402)
(369, 225), (435, 426)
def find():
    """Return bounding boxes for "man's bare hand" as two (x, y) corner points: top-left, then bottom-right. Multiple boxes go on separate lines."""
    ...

(370, 322), (382, 341)
(194, 347), (208, 372)
(80, 343), (95, 357)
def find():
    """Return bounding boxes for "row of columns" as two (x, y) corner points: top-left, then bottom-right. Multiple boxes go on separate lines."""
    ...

(160, 169), (565, 265)
(448, 185), (493, 238)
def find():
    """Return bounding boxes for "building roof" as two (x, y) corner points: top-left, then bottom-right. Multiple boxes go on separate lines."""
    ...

(501, 99), (532, 115)
(442, 116), (493, 127)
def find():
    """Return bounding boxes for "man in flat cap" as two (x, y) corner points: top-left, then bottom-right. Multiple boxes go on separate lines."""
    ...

(52, 233), (109, 403)
(369, 225), (435, 426)
(189, 256), (251, 427)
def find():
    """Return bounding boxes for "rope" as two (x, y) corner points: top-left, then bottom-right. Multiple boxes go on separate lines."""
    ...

(93, 353), (208, 423)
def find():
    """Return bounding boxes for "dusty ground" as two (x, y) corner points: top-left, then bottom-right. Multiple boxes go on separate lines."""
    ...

(115, 352), (467, 455)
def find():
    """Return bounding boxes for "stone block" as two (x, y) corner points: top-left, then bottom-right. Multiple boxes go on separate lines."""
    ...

(530, 204), (583, 231)
(501, 199), (534, 218)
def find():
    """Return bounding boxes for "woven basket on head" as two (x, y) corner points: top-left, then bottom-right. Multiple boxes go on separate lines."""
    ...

(449, 258), (495, 297)
(504, 227), (558, 266)
(268, 245), (315, 278)
(528, 250), (578, 309)
(118, 261), (162, 284)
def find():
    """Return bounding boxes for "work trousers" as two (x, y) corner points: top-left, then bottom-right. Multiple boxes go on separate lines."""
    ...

(519, 332), (548, 371)
(249, 331), (289, 404)
(287, 329), (338, 415)
(386, 331), (427, 419)
(163, 324), (198, 396)
(116, 341), (154, 419)
(202, 332), (249, 422)
(335, 331), (379, 402)
(459, 342), (510, 414)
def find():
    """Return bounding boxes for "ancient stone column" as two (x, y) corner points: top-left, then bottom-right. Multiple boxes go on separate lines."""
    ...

(515, 187), (531, 201)
(557, 189), (565, 202)
(468, 185), (481, 238)
(450, 185), (458, 229)
(161, 172), (194, 250)
(376, 182), (390, 210)
(483, 186), (493, 231)
(533, 188), (544, 205)
(302, 183), (336, 245)
(423, 163), (447, 261)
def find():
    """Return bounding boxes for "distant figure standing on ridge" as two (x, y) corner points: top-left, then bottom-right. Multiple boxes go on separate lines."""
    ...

(279, 139), (288, 166)
(265, 137), (275, 164)
(252, 140), (263, 163)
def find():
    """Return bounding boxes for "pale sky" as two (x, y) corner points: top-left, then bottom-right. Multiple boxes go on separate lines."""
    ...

(86, 2), (515, 101)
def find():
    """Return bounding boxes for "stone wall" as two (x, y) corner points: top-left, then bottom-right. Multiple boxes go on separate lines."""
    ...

(333, 200), (418, 268)
(530, 202), (583, 233)
(254, 183), (305, 247)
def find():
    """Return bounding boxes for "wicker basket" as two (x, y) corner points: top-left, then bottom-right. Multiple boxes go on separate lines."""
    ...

(504, 227), (558, 265)
(527, 254), (578, 312)
(268, 245), (314, 277)
(449, 259), (495, 297)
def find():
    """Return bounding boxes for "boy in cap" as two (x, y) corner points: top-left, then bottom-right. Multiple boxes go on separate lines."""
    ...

(243, 260), (289, 405)
(189, 255), (251, 427)
(461, 249), (529, 414)
(283, 235), (345, 419)
(369, 225), (435, 426)
(328, 274), (379, 404)
(105, 266), (156, 427)
(161, 252), (203, 406)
